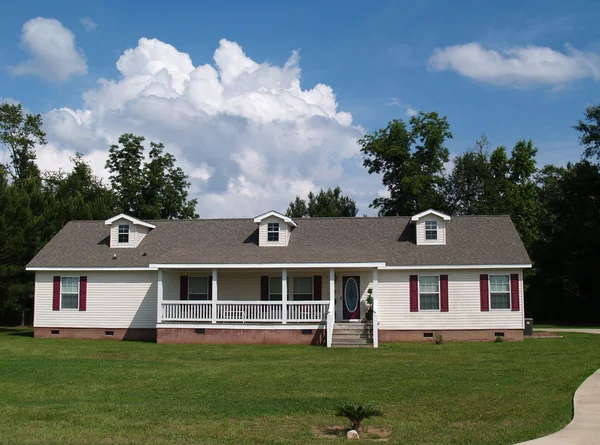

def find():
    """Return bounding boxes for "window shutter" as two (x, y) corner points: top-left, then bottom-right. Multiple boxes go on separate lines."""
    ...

(52, 276), (60, 311)
(180, 276), (188, 300)
(510, 274), (520, 311)
(480, 274), (489, 311)
(208, 275), (213, 300)
(440, 275), (448, 312)
(409, 275), (418, 312)
(79, 276), (87, 311)
(260, 276), (269, 301)
(313, 276), (322, 300)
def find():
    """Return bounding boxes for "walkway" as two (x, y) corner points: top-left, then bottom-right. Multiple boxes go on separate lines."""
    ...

(534, 328), (600, 335)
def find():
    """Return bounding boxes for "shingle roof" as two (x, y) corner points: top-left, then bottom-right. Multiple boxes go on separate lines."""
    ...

(27, 215), (531, 268)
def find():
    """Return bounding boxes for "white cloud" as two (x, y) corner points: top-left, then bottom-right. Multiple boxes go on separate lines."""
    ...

(11, 17), (88, 82)
(79, 17), (97, 32)
(388, 97), (419, 117)
(428, 42), (600, 88)
(38, 37), (381, 217)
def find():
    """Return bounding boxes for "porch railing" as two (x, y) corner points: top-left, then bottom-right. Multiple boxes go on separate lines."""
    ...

(160, 300), (329, 323)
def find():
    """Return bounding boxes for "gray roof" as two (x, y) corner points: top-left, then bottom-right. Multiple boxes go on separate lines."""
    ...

(27, 215), (531, 268)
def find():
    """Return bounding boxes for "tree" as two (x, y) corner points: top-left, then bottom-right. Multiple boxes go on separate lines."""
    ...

(285, 186), (358, 218)
(359, 111), (452, 215)
(106, 134), (198, 219)
(0, 102), (46, 181)
(574, 104), (600, 161)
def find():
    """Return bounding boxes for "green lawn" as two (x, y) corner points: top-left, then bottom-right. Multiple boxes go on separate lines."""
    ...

(1, 329), (599, 445)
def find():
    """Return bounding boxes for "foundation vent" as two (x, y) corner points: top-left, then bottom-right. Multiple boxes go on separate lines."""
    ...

(423, 332), (434, 338)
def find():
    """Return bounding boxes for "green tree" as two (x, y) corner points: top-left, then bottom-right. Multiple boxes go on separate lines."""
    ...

(106, 134), (145, 215)
(286, 186), (358, 218)
(359, 111), (452, 215)
(574, 104), (600, 161)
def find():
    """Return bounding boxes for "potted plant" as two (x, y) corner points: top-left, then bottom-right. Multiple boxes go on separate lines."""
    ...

(364, 288), (374, 322)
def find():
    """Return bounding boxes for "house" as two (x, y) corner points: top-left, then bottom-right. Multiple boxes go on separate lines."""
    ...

(26, 209), (531, 347)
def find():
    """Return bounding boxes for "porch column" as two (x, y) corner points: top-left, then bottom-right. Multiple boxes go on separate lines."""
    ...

(327, 268), (335, 348)
(372, 267), (379, 348)
(212, 269), (218, 324)
(282, 269), (287, 324)
(156, 269), (163, 324)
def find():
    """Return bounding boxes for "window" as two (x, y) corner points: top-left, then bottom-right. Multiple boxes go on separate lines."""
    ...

(293, 277), (313, 301)
(425, 220), (438, 240)
(269, 277), (283, 301)
(118, 224), (130, 243)
(267, 223), (279, 242)
(61, 277), (79, 309)
(490, 275), (510, 309)
(419, 276), (440, 310)
(188, 277), (209, 300)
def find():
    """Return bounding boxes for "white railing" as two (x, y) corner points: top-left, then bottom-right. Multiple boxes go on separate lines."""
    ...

(161, 301), (212, 322)
(160, 300), (329, 323)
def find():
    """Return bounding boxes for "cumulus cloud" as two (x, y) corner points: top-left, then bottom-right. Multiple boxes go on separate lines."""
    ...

(388, 97), (418, 117)
(428, 42), (600, 88)
(79, 17), (97, 32)
(11, 17), (87, 82)
(39, 37), (381, 217)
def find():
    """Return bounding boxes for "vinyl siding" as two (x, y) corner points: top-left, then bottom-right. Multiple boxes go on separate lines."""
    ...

(378, 269), (524, 330)
(34, 271), (157, 328)
(416, 216), (445, 245)
(108, 219), (150, 248)
(258, 216), (290, 246)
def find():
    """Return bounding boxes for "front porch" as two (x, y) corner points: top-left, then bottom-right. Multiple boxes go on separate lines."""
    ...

(155, 266), (380, 347)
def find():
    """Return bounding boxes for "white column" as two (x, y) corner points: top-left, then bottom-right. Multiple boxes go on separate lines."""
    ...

(282, 269), (288, 324)
(372, 267), (379, 348)
(212, 269), (218, 324)
(327, 268), (335, 348)
(156, 269), (163, 324)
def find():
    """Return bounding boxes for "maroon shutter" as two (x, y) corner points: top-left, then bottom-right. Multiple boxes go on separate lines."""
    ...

(480, 274), (489, 311)
(180, 276), (188, 300)
(260, 276), (269, 301)
(409, 275), (418, 312)
(510, 274), (520, 311)
(313, 276), (322, 300)
(79, 276), (87, 311)
(208, 275), (212, 300)
(52, 276), (60, 311)
(440, 275), (448, 312)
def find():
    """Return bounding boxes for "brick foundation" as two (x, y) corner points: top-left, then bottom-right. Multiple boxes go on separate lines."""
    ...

(34, 327), (156, 342)
(157, 328), (326, 345)
(379, 329), (523, 342)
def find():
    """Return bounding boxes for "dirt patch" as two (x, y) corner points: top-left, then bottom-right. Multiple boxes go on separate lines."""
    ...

(313, 425), (391, 441)
(528, 332), (563, 338)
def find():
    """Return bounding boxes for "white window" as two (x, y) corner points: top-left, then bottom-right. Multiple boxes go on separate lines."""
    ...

(425, 221), (438, 240)
(61, 277), (79, 309)
(490, 275), (510, 309)
(293, 277), (313, 301)
(267, 223), (279, 242)
(118, 224), (130, 243)
(269, 277), (283, 301)
(419, 275), (440, 310)
(189, 277), (209, 300)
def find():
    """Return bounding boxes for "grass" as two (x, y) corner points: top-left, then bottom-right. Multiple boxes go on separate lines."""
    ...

(0, 329), (599, 445)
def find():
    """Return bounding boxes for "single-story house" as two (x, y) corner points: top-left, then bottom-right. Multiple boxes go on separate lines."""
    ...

(26, 209), (531, 347)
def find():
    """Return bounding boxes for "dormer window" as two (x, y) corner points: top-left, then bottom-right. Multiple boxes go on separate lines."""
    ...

(425, 221), (438, 240)
(118, 224), (130, 243)
(267, 223), (280, 242)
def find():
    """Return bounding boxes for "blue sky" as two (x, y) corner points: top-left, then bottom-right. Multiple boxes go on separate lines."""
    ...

(0, 0), (599, 216)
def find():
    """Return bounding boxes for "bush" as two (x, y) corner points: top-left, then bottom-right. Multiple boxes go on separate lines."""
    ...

(433, 333), (443, 344)
(335, 403), (382, 432)
(495, 335), (504, 343)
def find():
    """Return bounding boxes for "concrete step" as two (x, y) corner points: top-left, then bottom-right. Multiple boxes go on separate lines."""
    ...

(331, 338), (373, 345)
(332, 333), (371, 339)
(331, 343), (374, 348)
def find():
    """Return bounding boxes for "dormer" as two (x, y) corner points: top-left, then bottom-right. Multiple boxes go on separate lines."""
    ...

(411, 209), (450, 246)
(104, 214), (156, 248)
(253, 210), (297, 247)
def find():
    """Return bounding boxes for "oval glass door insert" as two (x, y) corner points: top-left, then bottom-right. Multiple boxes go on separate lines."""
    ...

(344, 278), (359, 312)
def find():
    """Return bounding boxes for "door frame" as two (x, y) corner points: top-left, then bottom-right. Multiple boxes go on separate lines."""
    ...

(341, 275), (361, 321)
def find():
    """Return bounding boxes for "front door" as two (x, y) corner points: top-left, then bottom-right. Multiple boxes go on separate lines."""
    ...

(342, 276), (361, 320)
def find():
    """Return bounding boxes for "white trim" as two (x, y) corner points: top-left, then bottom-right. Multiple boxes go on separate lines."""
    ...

(156, 270), (163, 324)
(150, 262), (385, 269)
(60, 276), (80, 310)
(157, 323), (325, 330)
(418, 274), (441, 312)
(411, 209), (451, 221)
(104, 213), (156, 229)
(372, 268), (378, 348)
(380, 264), (532, 270)
(253, 210), (297, 227)
(117, 224), (130, 244)
(27, 267), (158, 271)
(489, 274), (512, 311)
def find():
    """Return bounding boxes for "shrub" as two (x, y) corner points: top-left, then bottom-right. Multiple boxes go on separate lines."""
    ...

(433, 333), (443, 344)
(335, 403), (382, 432)
(495, 335), (504, 343)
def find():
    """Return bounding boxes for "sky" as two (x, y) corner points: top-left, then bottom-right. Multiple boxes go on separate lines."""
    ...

(0, 0), (599, 217)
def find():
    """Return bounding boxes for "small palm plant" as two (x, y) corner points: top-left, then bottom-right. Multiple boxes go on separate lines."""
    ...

(335, 403), (383, 432)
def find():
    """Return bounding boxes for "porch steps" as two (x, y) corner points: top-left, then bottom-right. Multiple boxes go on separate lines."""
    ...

(331, 323), (373, 348)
